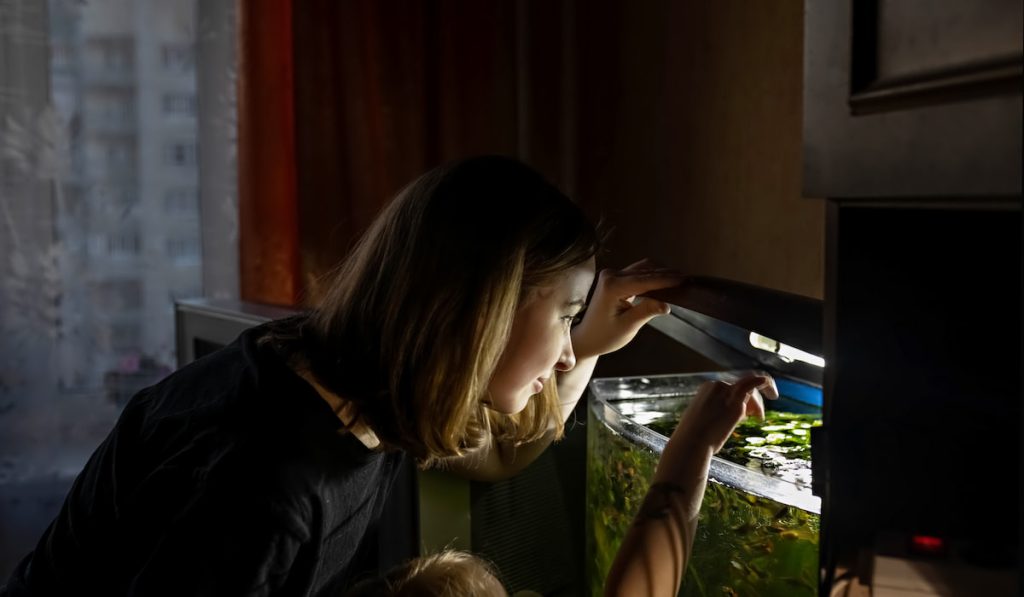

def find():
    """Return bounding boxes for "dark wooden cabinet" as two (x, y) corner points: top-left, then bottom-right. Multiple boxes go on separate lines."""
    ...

(803, 0), (1022, 200)
(803, 0), (1022, 593)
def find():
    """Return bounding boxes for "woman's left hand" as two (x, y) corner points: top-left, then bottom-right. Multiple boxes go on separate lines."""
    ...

(571, 258), (683, 359)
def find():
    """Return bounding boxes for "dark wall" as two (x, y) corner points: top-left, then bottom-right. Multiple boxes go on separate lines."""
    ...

(276, 0), (822, 316)
(574, 1), (821, 298)
(571, 1), (821, 378)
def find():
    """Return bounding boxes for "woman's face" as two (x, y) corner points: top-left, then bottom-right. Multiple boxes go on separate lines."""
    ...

(487, 258), (596, 414)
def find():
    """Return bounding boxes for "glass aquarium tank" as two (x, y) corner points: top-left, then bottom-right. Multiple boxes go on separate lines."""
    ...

(586, 372), (822, 597)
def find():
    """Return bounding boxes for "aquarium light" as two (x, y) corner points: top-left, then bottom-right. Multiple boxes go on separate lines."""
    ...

(748, 332), (825, 368)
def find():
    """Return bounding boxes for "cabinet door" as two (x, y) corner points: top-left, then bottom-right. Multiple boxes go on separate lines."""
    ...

(803, 0), (1022, 200)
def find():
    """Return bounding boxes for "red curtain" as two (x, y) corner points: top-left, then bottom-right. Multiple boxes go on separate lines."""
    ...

(237, 0), (571, 307)
(237, 0), (301, 306)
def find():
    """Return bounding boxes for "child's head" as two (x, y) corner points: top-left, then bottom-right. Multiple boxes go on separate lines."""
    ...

(305, 156), (599, 464)
(345, 550), (507, 597)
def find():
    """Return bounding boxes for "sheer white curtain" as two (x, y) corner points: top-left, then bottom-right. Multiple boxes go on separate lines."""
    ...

(1, 0), (76, 482)
(0, 0), (236, 578)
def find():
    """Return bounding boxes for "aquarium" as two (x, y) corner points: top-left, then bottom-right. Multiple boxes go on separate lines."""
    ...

(586, 372), (822, 597)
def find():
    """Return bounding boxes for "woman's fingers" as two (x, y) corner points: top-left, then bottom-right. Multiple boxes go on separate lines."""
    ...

(727, 374), (776, 420)
(602, 269), (684, 299)
(622, 296), (671, 323)
(745, 389), (767, 420)
(729, 375), (769, 401)
(593, 260), (682, 317)
(755, 374), (780, 401)
(678, 374), (780, 451)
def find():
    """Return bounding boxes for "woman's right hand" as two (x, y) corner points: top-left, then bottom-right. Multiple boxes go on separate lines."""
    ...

(678, 373), (778, 451)
(655, 374), (779, 482)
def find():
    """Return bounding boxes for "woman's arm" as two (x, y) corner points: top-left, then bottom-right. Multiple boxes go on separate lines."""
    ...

(604, 374), (777, 597)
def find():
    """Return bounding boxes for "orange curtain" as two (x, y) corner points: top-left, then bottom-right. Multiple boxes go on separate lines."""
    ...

(237, 0), (301, 306)
(291, 0), (434, 302)
(291, 0), (527, 304)
(237, 0), (571, 307)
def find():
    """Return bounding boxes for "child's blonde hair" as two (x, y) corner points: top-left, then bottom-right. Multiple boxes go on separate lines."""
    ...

(271, 156), (599, 465)
(345, 550), (507, 596)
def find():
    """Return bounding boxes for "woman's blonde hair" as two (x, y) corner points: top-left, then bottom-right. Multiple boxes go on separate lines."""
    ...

(345, 550), (506, 596)
(286, 156), (599, 465)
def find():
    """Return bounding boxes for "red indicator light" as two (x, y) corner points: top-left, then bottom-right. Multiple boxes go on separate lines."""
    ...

(909, 535), (946, 555)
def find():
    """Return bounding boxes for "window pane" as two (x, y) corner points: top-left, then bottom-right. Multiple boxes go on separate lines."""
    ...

(0, 0), (236, 506)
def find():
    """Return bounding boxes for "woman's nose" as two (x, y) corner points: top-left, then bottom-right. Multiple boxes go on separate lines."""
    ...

(554, 337), (576, 372)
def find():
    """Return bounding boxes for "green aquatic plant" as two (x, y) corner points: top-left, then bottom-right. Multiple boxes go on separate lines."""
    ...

(587, 402), (821, 596)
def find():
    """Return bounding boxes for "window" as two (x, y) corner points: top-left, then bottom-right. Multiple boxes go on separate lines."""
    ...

(164, 142), (196, 167)
(95, 279), (143, 310)
(110, 322), (141, 351)
(88, 37), (134, 72)
(90, 93), (134, 123)
(105, 141), (133, 166)
(107, 232), (140, 256)
(51, 44), (72, 70)
(162, 93), (196, 117)
(169, 286), (201, 301)
(161, 44), (194, 72)
(1, 0), (236, 512)
(164, 188), (197, 214)
(166, 234), (200, 263)
(96, 185), (137, 207)
(104, 44), (130, 69)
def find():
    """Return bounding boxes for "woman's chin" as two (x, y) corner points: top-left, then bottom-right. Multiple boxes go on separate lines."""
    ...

(486, 391), (534, 415)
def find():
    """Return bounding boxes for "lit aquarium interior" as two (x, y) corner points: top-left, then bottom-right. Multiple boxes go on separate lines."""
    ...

(586, 372), (822, 597)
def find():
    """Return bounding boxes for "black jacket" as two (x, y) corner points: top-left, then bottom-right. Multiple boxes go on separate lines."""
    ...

(3, 322), (404, 596)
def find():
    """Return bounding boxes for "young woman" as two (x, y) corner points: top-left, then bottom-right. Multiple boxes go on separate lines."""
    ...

(2, 156), (685, 596)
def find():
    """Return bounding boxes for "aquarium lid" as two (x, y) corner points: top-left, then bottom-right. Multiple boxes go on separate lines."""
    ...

(644, 277), (824, 385)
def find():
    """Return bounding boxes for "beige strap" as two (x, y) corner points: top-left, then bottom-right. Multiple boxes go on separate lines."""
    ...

(294, 368), (381, 450)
